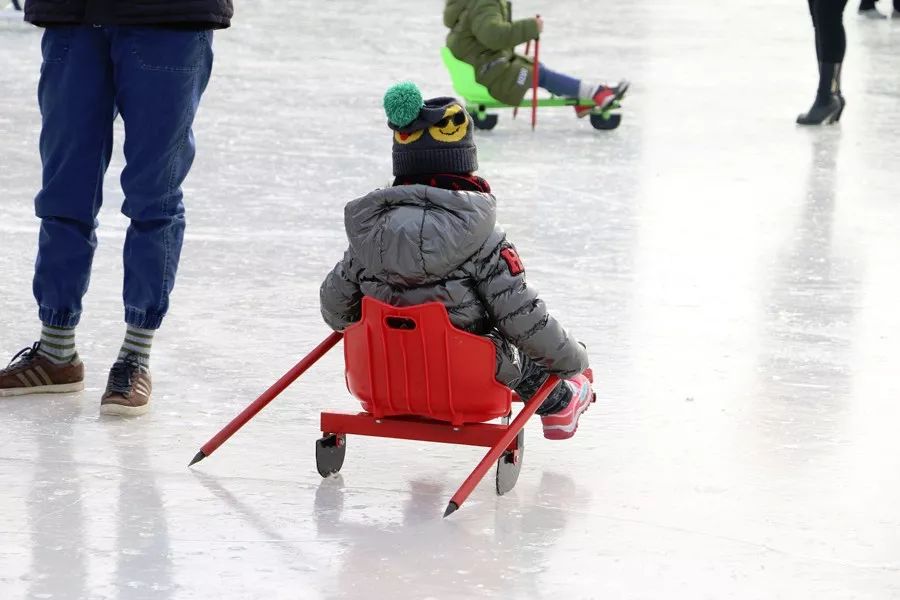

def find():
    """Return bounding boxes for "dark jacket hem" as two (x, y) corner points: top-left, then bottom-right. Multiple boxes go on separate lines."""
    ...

(26, 14), (231, 29)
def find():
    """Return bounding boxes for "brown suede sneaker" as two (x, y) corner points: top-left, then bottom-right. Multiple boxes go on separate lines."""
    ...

(0, 342), (84, 397)
(99, 355), (151, 416)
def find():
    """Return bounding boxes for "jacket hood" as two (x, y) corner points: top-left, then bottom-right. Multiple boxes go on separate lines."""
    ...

(443, 0), (468, 28)
(345, 185), (497, 287)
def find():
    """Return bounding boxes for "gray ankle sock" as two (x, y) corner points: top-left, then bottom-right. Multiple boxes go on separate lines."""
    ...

(37, 324), (77, 365)
(118, 325), (154, 371)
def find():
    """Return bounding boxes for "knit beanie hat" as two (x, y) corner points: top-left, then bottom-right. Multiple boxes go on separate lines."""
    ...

(383, 82), (478, 176)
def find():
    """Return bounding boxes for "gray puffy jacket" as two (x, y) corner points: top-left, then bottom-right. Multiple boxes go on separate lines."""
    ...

(319, 185), (588, 378)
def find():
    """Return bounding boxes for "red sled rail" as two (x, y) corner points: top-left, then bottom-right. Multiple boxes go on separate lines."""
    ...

(318, 375), (557, 517)
(191, 298), (567, 516)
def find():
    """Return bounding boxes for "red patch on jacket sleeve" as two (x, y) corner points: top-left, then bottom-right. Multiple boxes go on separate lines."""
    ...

(500, 247), (525, 275)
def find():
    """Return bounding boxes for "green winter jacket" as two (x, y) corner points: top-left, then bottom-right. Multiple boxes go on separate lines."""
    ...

(444, 0), (541, 106)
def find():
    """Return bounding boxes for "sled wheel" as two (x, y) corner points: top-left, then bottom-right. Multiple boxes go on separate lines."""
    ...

(316, 433), (346, 477)
(472, 112), (499, 130)
(496, 419), (524, 495)
(589, 112), (621, 130)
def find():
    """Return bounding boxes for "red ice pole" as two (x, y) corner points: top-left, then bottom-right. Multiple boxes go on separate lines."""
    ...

(531, 24), (540, 130)
(188, 331), (344, 466)
(513, 40), (532, 120)
(444, 375), (560, 517)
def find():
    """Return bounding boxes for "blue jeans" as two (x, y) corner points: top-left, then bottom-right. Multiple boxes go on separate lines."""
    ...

(537, 64), (581, 98)
(33, 25), (214, 329)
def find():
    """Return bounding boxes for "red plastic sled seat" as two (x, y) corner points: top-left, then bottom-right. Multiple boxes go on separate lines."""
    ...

(317, 297), (560, 516)
(344, 297), (512, 426)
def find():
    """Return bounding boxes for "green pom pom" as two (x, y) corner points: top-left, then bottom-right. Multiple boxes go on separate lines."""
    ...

(383, 81), (424, 127)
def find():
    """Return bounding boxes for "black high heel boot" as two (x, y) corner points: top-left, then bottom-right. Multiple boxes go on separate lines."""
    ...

(834, 63), (845, 122)
(797, 94), (842, 125)
(797, 62), (843, 125)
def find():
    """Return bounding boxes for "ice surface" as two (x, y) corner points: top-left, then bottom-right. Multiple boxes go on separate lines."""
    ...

(1, 1), (900, 598)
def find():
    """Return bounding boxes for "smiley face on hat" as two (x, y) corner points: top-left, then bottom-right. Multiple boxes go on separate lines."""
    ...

(394, 129), (424, 145)
(429, 104), (469, 142)
(384, 82), (478, 176)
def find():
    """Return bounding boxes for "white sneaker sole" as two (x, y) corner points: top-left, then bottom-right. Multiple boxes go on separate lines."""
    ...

(99, 399), (150, 417)
(0, 381), (85, 397)
(543, 401), (591, 436)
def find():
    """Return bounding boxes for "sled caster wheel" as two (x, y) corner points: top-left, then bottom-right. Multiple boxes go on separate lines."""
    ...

(316, 433), (346, 477)
(496, 427), (524, 495)
(590, 112), (622, 130)
(472, 113), (499, 130)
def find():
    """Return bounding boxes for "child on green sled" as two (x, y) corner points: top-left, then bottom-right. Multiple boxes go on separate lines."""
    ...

(319, 83), (594, 439)
(443, 0), (628, 117)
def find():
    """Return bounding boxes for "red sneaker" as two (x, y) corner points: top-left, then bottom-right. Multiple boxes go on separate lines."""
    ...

(575, 80), (630, 118)
(540, 373), (594, 440)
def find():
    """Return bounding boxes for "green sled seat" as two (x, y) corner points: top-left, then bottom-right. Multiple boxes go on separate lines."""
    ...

(439, 46), (622, 131)
(441, 47), (498, 107)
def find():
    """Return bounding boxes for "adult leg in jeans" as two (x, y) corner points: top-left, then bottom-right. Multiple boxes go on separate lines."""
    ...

(111, 26), (214, 331)
(34, 26), (115, 330)
(94, 26), (213, 414)
(0, 26), (112, 397)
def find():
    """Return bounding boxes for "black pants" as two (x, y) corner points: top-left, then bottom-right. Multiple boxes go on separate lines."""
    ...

(859, 0), (900, 10)
(808, 0), (850, 63)
(489, 334), (572, 416)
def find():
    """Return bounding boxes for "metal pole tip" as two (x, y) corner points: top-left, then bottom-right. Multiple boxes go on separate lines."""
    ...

(443, 502), (459, 518)
(188, 451), (207, 467)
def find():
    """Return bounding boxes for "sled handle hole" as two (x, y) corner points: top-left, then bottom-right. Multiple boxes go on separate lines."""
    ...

(385, 316), (417, 330)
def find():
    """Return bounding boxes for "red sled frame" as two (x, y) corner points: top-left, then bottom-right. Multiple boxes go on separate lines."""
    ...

(317, 298), (559, 516)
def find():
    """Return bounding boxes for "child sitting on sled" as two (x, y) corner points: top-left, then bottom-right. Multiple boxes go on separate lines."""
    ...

(443, 0), (628, 118)
(318, 82), (593, 440)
